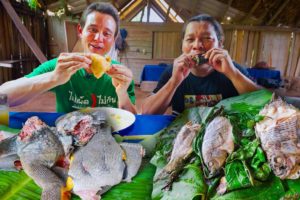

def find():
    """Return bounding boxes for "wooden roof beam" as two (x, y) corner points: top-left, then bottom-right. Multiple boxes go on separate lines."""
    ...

(151, 1), (169, 21)
(120, 0), (143, 20)
(146, 0), (150, 22)
(266, 0), (290, 25)
(240, 0), (261, 24)
(258, 0), (280, 25)
(0, 0), (47, 63)
(140, 3), (145, 22)
(221, 0), (234, 22)
(165, 0), (173, 22)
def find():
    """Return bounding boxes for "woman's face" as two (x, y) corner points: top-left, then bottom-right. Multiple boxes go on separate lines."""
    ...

(78, 12), (117, 55)
(182, 21), (222, 55)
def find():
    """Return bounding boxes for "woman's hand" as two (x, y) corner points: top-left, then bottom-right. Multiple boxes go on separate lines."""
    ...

(53, 53), (92, 85)
(106, 64), (133, 94)
(205, 48), (238, 79)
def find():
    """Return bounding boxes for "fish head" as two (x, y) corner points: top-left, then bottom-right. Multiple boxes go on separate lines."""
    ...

(269, 153), (293, 179)
(207, 158), (222, 175)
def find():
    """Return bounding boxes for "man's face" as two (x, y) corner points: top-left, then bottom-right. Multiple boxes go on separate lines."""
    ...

(182, 21), (221, 55)
(78, 12), (117, 55)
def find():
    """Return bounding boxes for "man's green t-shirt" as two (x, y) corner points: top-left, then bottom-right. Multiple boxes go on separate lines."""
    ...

(25, 58), (135, 113)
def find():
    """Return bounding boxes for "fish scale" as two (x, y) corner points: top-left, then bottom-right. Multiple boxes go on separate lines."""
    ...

(255, 96), (300, 179)
(202, 116), (234, 176)
(69, 121), (144, 199)
(17, 117), (66, 200)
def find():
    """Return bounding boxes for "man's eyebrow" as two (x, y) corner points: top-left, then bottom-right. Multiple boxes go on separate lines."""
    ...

(87, 24), (97, 28)
(104, 28), (113, 33)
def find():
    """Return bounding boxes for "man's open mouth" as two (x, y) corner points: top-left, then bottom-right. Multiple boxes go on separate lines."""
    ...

(89, 44), (103, 50)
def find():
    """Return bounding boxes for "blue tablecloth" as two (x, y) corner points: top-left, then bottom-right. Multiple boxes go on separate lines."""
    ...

(247, 68), (281, 79)
(9, 112), (174, 137)
(140, 65), (167, 82)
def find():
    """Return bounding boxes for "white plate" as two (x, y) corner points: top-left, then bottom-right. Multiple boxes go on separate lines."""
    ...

(56, 107), (135, 132)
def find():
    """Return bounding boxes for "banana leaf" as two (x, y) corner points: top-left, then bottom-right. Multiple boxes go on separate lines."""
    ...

(152, 160), (207, 200)
(225, 161), (252, 191)
(283, 179), (300, 198)
(216, 89), (272, 114)
(0, 125), (19, 134)
(0, 161), (156, 200)
(152, 90), (278, 199)
(211, 174), (285, 200)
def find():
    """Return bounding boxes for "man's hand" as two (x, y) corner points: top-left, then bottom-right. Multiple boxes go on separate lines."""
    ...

(170, 52), (198, 86)
(54, 53), (92, 85)
(106, 64), (133, 94)
(205, 48), (238, 79)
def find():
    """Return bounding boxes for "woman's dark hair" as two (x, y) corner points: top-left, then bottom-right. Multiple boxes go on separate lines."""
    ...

(182, 14), (224, 42)
(80, 2), (120, 38)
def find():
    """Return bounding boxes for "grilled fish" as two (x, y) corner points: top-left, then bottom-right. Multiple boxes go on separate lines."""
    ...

(155, 121), (201, 190)
(202, 116), (234, 176)
(255, 96), (300, 179)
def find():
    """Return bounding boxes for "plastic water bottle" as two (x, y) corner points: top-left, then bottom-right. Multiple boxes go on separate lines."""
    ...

(0, 94), (9, 126)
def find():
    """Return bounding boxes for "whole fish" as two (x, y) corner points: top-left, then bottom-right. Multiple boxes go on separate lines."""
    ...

(154, 121), (201, 190)
(255, 96), (300, 179)
(68, 119), (144, 199)
(17, 116), (66, 200)
(202, 116), (234, 176)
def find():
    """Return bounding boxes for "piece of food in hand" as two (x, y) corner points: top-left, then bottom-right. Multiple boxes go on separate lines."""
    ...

(90, 54), (111, 78)
(192, 54), (209, 65)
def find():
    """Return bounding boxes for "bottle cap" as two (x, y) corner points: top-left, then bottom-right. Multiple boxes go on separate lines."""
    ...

(0, 94), (8, 105)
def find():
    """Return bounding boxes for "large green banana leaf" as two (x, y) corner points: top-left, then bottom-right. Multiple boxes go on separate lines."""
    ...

(0, 161), (156, 200)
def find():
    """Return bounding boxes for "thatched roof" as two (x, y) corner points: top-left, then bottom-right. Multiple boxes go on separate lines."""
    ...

(40, 0), (300, 27)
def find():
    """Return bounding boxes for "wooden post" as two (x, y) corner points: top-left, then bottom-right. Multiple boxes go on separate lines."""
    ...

(0, 0), (47, 63)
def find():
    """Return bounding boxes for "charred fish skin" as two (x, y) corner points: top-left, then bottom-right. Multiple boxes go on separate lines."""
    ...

(154, 121), (201, 190)
(202, 116), (234, 177)
(120, 142), (145, 182)
(255, 96), (300, 179)
(69, 122), (126, 199)
(17, 116), (66, 200)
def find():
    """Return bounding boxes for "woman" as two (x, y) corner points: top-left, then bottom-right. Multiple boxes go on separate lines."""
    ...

(142, 14), (260, 115)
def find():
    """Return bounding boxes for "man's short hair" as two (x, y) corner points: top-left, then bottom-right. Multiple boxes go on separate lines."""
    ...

(80, 2), (120, 38)
(182, 14), (224, 42)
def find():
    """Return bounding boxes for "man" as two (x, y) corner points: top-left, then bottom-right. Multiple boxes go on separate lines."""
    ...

(142, 14), (260, 115)
(0, 2), (136, 113)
